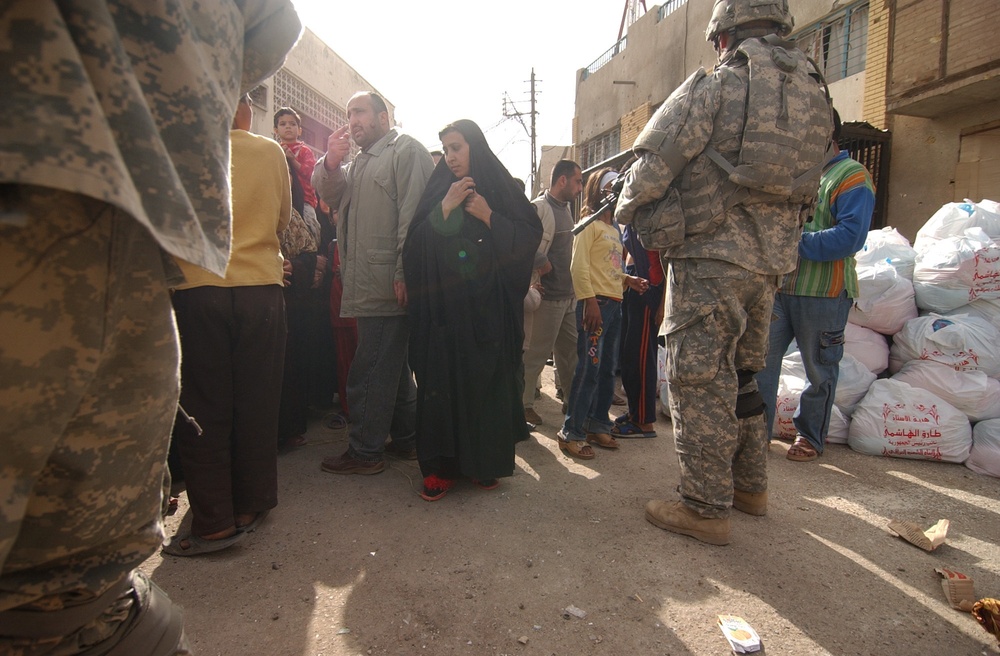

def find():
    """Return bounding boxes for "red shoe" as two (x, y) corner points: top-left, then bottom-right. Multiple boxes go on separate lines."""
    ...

(420, 474), (455, 501)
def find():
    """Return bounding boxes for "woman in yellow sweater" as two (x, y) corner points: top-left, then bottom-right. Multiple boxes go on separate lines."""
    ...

(558, 168), (648, 459)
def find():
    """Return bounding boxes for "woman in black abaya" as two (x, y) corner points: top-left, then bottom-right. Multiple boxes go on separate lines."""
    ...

(403, 119), (542, 501)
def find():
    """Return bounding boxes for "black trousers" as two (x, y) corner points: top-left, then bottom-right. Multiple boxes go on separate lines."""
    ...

(172, 284), (286, 536)
(619, 284), (663, 425)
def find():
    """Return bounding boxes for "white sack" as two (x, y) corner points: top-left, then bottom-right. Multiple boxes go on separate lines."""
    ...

(848, 379), (972, 463)
(836, 353), (877, 416)
(888, 313), (1000, 376)
(658, 344), (669, 409)
(940, 297), (1000, 333)
(845, 322), (889, 374)
(855, 227), (917, 280)
(892, 360), (1000, 422)
(914, 201), (1000, 253)
(967, 419), (1000, 477)
(912, 228), (1000, 312)
(849, 263), (918, 335)
(773, 367), (806, 441)
(826, 405), (850, 445)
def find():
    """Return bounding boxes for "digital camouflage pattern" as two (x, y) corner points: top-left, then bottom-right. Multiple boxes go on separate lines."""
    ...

(1, 1), (300, 651)
(0, 190), (186, 654)
(661, 259), (775, 517)
(0, 1), (301, 277)
(617, 22), (831, 520)
(615, 40), (831, 276)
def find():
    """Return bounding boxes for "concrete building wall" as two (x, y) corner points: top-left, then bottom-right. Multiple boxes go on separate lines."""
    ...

(248, 29), (393, 155)
(883, 0), (1000, 239)
(573, 1), (869, 159)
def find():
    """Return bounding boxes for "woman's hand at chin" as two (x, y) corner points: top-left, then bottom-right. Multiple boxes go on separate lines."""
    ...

(441, 177), (476, 218)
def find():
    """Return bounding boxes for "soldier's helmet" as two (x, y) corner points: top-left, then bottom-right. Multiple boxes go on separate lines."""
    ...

(705, 0), (794, 42)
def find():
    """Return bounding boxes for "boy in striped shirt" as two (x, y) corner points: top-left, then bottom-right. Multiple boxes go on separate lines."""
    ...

(757, 109), (875, 462)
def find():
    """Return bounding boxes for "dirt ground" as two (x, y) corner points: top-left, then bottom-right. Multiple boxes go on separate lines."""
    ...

(143, 368), (1000, 656)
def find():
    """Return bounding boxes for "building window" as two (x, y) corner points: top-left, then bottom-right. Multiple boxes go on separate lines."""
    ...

(794, 1), (869, 84)
(581, 127), (621, 170)
(272, 70), (347, 151)
(248, 84), (267, 108)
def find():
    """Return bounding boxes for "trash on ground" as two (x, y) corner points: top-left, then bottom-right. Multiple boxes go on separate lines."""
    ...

(888, 518), (949, 551)
(717, 614), (761, 654)
(934, 567), (977, 611)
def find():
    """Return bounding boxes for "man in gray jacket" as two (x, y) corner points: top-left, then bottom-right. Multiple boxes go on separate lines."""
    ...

(313, 91), (433, 474)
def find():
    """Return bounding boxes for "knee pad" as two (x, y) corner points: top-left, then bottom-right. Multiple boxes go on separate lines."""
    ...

(736, 369), (764, 418)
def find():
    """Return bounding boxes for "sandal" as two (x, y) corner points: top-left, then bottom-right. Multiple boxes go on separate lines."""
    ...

(162, 530), (245, 557)
(586, 432), (620, 450)
(324, 413), (349, 430)
(557, 434), (595, 460)
(610, 419), (657, 439)
(787, 436), (819, 462)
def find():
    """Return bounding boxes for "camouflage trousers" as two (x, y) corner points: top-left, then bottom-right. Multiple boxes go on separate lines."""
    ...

(0, 187), (190, 654)
(662, 258), (777, 519)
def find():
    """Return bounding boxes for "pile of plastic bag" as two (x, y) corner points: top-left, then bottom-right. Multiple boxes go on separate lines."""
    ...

(771, 199), (1000, 477)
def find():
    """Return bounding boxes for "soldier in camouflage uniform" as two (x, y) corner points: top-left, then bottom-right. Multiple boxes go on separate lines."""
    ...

(0, 2), (300, 653)
(615, 0), (832, 545)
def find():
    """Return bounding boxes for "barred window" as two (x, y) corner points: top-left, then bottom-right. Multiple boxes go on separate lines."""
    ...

(272, 70), (347, 152)
(794, 2), (869, 84)
(581, 127), (621, 170)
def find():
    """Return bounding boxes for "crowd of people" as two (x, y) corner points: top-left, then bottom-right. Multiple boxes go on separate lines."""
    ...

(2, 0), (867, 651)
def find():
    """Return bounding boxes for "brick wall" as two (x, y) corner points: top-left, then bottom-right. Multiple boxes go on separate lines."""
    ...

(889, 0), (943, 95)
(947, 0), (1000, 73)
(890, 0), (1000, 97)
(620, 102), (654, 151)
(863, 0), (891, 128)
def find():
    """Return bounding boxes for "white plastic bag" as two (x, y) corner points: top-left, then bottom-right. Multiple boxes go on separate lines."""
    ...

(849, 263), (918, 335)
(914, 201), (1000, 253)
(848, 379), (972, 463)
(657, 344), (669, 409)
(855, 227), (917, 280)
(836, 353), (877, 416)
(912, 228), (1000, 312)
(826, 405), (850, 444)
(773, 360), (806, 441)
(888, 313), (1000, 376)
(940, 297), (1000, 333)
(845, 322), (889, 374)
(967, 419), (1000, 477)
(892, 359), (1000, 422)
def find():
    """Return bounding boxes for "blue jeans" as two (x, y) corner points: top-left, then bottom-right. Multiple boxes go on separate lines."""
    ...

(562, 297), (622, 441)
(757, 291), (852, 454)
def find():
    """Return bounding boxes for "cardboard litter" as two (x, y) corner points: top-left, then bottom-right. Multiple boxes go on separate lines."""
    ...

(888, 519), (950, 551)
(934, 567), (978, 612)
(718, 615), (762, 654)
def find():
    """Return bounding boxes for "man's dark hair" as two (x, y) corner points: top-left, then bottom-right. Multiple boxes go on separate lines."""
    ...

(273, 106), (301, 128)
(551, 159), (580, 186)
(367, 92), (389, 116)
(832, 108), (843, 144)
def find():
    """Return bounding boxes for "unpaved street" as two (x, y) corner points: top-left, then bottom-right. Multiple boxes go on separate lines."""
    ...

(144, 371), (1000, 655)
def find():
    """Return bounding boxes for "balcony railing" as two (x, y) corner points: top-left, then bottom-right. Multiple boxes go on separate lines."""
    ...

(582, 36), (627, 80)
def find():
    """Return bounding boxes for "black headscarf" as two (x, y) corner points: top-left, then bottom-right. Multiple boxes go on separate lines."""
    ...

(403, 119), (541, 473)
(410, 119), (535, 235)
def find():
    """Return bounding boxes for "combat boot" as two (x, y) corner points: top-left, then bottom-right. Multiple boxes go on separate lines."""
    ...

(733, 489), (767, 516)
(644, 499), (730, 545)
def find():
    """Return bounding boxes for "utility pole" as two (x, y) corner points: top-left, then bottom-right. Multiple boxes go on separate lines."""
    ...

(502, 69), (539, 195)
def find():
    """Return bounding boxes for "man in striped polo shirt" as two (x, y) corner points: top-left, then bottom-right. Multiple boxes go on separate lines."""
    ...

(757, 109), (876, 462)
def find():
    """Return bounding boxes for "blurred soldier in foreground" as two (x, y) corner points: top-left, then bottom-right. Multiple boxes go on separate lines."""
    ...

(615, 0), (833, 545)
(0, 2), (300, 652)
